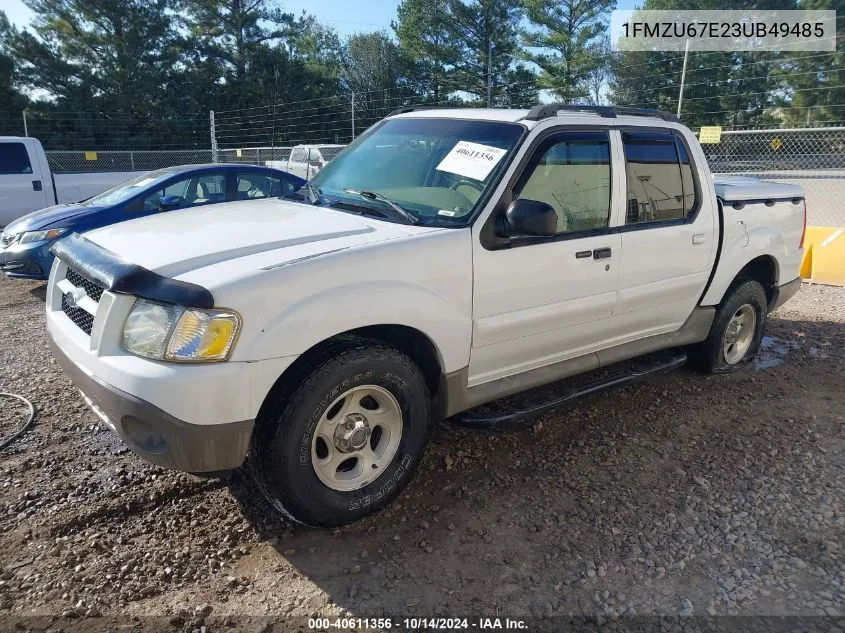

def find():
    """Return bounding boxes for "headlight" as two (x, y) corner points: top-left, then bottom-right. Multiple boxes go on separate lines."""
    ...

(122, 299), (240, 362)
(19, 228), (69, 244)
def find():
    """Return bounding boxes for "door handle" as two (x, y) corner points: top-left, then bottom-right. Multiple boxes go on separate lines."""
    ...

(692, 233), (707, 245)
(593, 247), (612, 259)
(32, 180), (42, 192)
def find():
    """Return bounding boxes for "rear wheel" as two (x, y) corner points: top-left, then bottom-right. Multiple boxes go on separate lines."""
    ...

(249, 337), (431, 527)
(691, 279), (768, 373)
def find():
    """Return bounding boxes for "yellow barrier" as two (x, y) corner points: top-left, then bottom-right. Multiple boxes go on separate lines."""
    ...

(800, 226), (845, 286)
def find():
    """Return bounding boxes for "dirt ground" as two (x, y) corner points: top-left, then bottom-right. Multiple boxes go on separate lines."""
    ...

(0, 275), (843, 631)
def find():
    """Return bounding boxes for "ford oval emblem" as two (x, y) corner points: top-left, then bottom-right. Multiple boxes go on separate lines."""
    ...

(65, 287), (87, 308)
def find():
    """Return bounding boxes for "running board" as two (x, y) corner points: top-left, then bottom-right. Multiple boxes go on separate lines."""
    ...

(454, 351), (688, 427)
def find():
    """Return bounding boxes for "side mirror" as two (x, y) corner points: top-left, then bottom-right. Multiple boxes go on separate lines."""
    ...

(505, 198), (558, 237)
(159, 195), (182, 209)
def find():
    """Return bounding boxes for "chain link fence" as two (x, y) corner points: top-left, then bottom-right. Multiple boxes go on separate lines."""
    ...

(44, 128), (845, 227)
(46, 149), (215, 174)
(45, 145), (348, 180)
(704, 127), (845, 227)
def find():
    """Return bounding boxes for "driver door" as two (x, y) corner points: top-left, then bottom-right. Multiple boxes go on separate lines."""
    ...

(468, 129), (625, 387)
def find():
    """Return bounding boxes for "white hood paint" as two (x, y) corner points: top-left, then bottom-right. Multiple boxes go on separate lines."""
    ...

(84, 198), (432, 278)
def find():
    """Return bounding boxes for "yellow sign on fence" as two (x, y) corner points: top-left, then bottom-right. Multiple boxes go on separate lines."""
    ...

(84, 151), (97, 161)
(236, 149), (242, 157)
(770, 137), (783, 151)
(699, 126), (722, 144)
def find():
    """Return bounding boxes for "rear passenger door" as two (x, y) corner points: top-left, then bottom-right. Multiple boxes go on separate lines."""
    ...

(613, 129), (717, 340)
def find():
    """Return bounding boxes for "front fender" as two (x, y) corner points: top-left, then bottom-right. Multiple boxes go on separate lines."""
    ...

(239, 280), (472, 374)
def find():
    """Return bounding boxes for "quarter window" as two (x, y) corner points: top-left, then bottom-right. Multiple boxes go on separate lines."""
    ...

(0, 142), (33, 175)
(515, 131), (612, 234)
(622, 131), (696, 224)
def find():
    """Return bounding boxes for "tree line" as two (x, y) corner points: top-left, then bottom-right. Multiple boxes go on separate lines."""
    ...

(0, 0), (841, 150)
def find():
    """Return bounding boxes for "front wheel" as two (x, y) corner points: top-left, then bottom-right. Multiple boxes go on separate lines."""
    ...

(249, 338), (431, 527)
(691, 279), (768, 373)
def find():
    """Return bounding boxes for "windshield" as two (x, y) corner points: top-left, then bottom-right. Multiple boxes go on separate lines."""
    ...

(308, 118), (524, 225)
(84, 171), (177, 206)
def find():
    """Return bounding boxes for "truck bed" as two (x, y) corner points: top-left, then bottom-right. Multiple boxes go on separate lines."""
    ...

(713, 176), (804, 203)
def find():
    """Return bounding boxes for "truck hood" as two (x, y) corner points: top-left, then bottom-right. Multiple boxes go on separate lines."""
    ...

(84, 198), (430, 277)
(4, 202), (105, 234)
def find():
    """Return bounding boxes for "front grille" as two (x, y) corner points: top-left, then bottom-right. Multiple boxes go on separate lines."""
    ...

(60, 266), (106, 335)
(61, 293), (94, 334)
(66, 268), (104, 302)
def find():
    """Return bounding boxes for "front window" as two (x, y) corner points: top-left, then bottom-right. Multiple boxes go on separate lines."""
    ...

(516, 131), (612, 234)
(85, 171), (177, 206)
(140, 174), (227, 210)
(308, 118), (525, 225)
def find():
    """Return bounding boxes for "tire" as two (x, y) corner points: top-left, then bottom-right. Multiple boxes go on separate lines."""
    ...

(249, 336), (431, 527)
(691, 278), (768, 374)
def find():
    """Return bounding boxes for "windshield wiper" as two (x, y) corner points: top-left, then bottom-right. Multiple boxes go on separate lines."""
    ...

(342, 189), (419, 225)
(298, 182), (324, 205)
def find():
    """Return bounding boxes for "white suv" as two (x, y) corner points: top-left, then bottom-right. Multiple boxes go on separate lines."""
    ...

(45, 105), (805, 526)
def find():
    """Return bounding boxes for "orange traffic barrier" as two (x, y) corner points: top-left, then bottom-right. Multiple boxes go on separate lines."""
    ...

(800, 226), (845, 286)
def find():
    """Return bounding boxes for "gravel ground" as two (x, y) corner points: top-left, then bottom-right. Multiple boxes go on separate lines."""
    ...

(0, 276), (843, 630)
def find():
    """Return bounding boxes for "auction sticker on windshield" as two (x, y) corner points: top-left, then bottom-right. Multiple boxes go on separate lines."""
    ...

(436, 141), (507, 181)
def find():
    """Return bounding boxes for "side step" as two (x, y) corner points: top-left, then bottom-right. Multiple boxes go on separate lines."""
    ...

(454, 350), (688, 427)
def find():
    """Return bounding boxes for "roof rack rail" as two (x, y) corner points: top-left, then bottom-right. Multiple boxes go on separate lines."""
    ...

(522, 104), (680, 123)
(387, 105), (455, 117)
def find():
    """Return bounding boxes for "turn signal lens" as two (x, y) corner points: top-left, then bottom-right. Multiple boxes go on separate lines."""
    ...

(165, 309), (240, 362)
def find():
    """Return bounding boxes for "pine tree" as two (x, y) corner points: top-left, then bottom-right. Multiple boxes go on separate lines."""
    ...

(393, 0), (461, 102)
(341, 32), (416, 131)
(609, 0), (799, 128)
(12, 0), (184, 147)
(522, 0), (616, 102)
(0, 11), (28, 136)
(449, 0), (529, 105)
(773, 0), (844, 125)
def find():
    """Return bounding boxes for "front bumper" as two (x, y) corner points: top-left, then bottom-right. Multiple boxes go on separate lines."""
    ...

(0, 240), (53, 279)
(48, 334), (254, 473)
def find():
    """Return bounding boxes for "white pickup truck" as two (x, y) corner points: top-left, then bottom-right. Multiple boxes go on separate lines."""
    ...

(265, 144), (345, 180)
(44, 106), (805, 526)
(0, 137), (141, 226)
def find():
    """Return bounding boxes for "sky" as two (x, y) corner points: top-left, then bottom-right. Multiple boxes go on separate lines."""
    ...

(4, 0), (642, 38)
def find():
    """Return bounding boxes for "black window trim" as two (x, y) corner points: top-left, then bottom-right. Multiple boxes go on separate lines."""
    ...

(617, 126), (703, 233)
(479, 124), (617, 251)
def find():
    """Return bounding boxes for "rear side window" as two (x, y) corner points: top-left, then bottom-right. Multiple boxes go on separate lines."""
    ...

(237, 172), (277, 200)
(622, 131), (696, 224)
(0, 142), (33, 175)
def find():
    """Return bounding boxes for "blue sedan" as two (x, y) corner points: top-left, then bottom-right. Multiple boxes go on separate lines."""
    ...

(0, 164), (306, 280)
